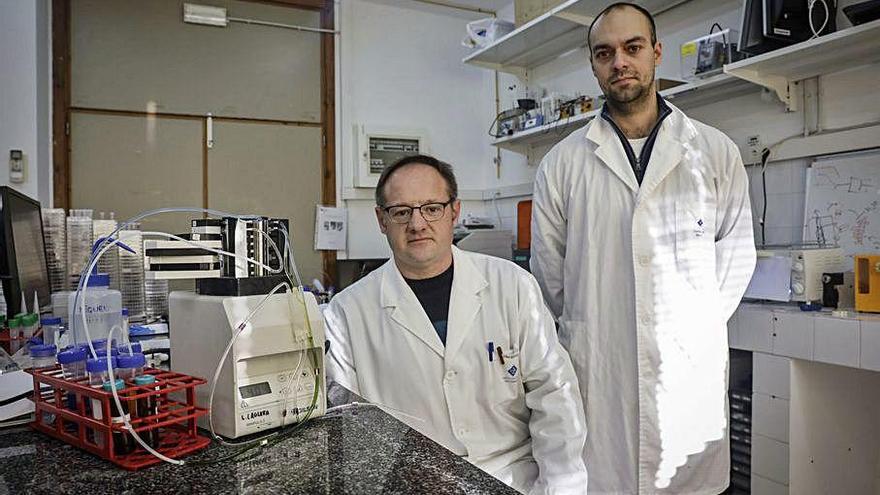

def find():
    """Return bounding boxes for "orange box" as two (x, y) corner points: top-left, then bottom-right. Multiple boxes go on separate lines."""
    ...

(517, 200), (532, 250)
(855, 254), (880, 313)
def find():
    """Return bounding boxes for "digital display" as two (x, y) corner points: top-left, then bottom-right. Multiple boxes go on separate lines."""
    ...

(239, 382), (272, 399)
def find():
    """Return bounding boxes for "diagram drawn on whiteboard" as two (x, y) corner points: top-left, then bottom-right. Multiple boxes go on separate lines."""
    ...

(812, 166), (876, 193)
(804, 151), (880, 255)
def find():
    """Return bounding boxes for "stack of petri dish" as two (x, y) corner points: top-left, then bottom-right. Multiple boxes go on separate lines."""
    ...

(118, 225), (146, 322)
(66, 209), (94, 290)
(93, 212), (120, 291)
(42, 208), (68, 294)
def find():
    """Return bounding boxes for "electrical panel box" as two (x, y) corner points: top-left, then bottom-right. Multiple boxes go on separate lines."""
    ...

(353, 126), (428, 188)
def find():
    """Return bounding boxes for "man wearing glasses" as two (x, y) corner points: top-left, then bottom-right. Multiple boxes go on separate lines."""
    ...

(324, 155), (588, 494)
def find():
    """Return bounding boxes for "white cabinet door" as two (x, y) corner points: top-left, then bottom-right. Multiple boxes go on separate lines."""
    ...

(738, 307), (774, 352)
(813, 316), (860, 368)
(754, 352), (791, 399)
(752, 473), (789, 495)
(753, 392), (790, 443)
(772, 311), (814, 360)
(752, 433), (790, 485)
(859, 319), (880, 372)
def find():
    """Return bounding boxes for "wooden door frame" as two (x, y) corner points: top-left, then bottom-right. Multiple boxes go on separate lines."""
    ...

(52, 0), (337, 286)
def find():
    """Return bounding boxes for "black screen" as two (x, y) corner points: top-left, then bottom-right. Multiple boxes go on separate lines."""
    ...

(0, 187), (51, 315)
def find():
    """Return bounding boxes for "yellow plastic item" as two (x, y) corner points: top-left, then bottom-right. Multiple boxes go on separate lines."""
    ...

(855, 254), (880, 313)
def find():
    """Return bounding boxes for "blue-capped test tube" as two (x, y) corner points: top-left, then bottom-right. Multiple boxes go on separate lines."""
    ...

(86, 356), (117, 448)
(116, 352), (146, 381)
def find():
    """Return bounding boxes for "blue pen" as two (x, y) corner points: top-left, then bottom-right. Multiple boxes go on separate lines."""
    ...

(488, 342), (494, 362)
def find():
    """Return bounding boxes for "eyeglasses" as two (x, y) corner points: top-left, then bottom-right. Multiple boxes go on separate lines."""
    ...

(381, 199), (455, 224)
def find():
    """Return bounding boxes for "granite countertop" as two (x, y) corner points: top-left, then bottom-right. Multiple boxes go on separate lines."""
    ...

(0, 403), (518, 494)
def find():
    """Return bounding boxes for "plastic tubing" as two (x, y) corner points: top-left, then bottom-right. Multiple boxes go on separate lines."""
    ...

(105, 324), (184, 465)
(71, 206), (311, 466)
(71, 207), (270, 352)
(207, 281), (291, 447)
(75, 229), (287, 356)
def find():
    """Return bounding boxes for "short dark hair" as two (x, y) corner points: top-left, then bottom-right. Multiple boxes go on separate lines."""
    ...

(375, 154), (458, 207)
(587, 2), (657, 54)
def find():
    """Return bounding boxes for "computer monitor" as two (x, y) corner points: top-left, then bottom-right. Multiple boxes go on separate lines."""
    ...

(0, 186), (51, 315)
(740, 0), (791, 55)
(741, 0), (836, 55)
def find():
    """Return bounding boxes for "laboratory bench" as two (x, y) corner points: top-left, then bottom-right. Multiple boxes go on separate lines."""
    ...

(0, 402), (517, 494)
(729, 302), (880, 495)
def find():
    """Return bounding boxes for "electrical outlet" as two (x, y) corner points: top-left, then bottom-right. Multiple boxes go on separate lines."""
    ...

(746, 135), (762, 164)
(9, 149), (25, 183)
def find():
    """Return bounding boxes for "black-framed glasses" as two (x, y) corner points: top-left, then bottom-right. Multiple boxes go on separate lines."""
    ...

(381, 199), (455, 224)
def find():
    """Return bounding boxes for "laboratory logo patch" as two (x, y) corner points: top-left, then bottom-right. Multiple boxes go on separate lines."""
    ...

(507, 365), (518, 377)
(694, 218), (705, 237)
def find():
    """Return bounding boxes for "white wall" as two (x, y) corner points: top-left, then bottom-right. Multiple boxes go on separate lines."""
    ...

(336, 0), (498, 259)
(481, 0), (880, 247)
(0, 0), (52, 205)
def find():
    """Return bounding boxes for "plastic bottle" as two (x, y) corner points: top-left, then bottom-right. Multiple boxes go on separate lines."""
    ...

(117, 353), (146, 381)
(58, 346), (88, 412)
(86, 356), (116, 447)
(94, 347), (119, 362)
(8, 317), (22, 354)
(58, 347), (88, 380)
(21, 313), (38, 346)
(40, 317), (63, 347)
(68, 273), (122, 345)
(30, 344), (58, 369)
(102, 379), (133, 456)
(31, 344), (58, 426)
(133, 374), (161, 448)
(52, 291), (72, 326)
(120, 342), (142, 354)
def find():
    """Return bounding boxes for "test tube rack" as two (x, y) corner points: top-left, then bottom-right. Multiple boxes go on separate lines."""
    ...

(0, 330), (26, 354)
(29, 366), (211, 470)
(0, 326), (43, 354)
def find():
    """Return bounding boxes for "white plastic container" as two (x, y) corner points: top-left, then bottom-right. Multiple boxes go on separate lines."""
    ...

(52, 290), (72, 325)
(68, 273), (122, 345)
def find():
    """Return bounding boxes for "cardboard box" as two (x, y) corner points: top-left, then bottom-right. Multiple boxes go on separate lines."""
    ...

(515, 0), (566, 26)
(655, 78), (686, 92)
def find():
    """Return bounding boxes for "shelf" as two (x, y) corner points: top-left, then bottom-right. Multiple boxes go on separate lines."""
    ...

(492, 108), (599, 153)
(462, 0), (691, 76)
(660, 73), (758, 109)
(484, 15), (880, 154)
(725, 18), (880, 111)
(491, 75), (757, 153)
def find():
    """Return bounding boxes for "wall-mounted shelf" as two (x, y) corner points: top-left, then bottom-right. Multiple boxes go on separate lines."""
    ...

(462, 0), (691, 76)
(661, 73), (758, 109)
(725, 18), (880, 111)
(492, 108), (599, 153)
(492, 74), (757, 154)
(481, 9), (880, 156)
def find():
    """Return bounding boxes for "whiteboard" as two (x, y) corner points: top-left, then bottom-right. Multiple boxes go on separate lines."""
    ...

(803, 150), (880, 255)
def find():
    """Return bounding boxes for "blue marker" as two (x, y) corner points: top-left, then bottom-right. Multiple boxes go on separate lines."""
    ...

(488, 342), (494, 362)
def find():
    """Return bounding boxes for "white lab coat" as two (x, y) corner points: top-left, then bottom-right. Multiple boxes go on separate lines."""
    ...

(324, 246), (588, 494)
(531, 101), (756, 495)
